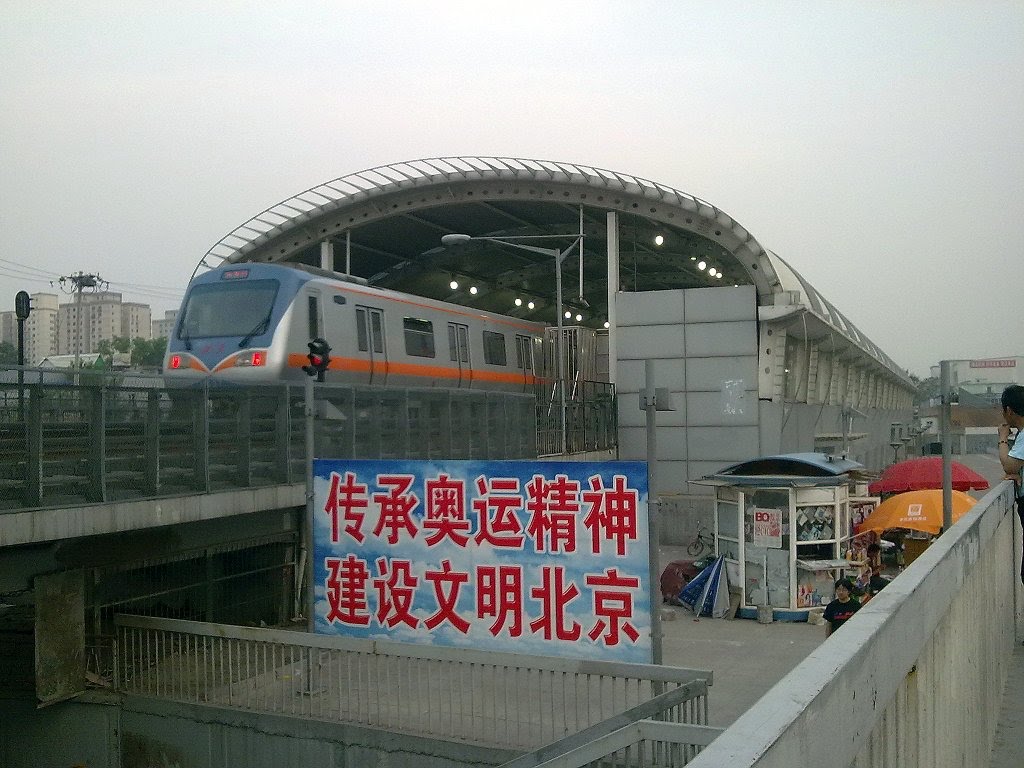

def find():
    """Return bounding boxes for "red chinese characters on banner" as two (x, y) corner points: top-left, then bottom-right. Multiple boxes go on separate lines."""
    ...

(324, 557), (645, 647)
(372, 475), (419, 544)
(529, 565), (582, 640)
(583, 475), (639, 556)
(323, 471), (369, 543)
(526, 474), (581, 553)
(586, 568), (641, 645)
(318, 467), (647, 653)
(476, 564), (524, 637)
(423, 559), (471, 633)
(325, 554), (371, 625)
(373, 557), (419, 629)
(473, 476), (526, 548)
(424, 473), (472, 546)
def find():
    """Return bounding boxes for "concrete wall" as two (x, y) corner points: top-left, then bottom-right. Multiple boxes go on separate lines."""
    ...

(0, 692), (516, 768)
(615, 285), (760, 495)
(688, 481), (1020, 767)
(614, 285), (758, 546)
(762, 401), (913, 473)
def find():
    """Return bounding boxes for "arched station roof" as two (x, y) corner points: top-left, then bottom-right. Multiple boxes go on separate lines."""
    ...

(194, 156), (910, 383)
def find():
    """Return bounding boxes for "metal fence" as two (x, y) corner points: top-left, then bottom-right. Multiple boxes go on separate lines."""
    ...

(0, 367), (618, 511)
(85, 537), (298, 684)
(114, 614), (713, 755)
(506, 718), (723, 768)
(0, 370), (552, 511)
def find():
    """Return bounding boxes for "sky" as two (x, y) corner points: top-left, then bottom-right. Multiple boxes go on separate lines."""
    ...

(1, 1), (1021, 378)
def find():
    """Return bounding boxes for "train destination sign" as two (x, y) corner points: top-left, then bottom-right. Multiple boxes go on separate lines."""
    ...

(312, 459), (652, 663)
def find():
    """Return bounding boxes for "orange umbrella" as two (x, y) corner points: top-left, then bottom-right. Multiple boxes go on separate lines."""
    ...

(858, 489), (976, 536)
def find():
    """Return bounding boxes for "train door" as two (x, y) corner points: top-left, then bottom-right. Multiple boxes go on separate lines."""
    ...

(447, 322), (471, 387)
(355, 305), (387, 385)
(515, 334), (534, 392)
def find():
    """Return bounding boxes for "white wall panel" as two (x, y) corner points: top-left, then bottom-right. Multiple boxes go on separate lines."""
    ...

(684, 285), (756, 322)
(685, 356), (758, 391)
(616, 289), (685, 325)
(686, 390), (757, 427)
(685, 321), (758, 358)
(616, 324), (687, 359)
(686, 425), (760, 460)
(616, 358), (686, 393)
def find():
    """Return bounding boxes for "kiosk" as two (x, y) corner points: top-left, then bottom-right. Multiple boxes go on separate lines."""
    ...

(698, 453), (868, 620)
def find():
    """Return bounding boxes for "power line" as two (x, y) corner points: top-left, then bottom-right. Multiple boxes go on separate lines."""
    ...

(0, 257), (62, 280)
(106, 281), (183, 299)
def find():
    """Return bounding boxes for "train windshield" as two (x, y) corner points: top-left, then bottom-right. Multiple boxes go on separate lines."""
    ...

(178, 279), (279, 339)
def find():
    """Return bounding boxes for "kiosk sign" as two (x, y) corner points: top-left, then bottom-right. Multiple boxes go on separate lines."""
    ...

(312, 459), (652, 663)
(752, 508), (783, 548)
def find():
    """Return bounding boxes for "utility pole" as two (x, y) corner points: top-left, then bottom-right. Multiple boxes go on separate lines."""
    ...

(58, 272), (106, 372)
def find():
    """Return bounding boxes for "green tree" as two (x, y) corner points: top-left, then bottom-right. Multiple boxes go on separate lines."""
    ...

(912, 375), (940, 405)
(0, 341), (17, 365)
(95, 338), (116, 367)
(132, 336), (167, 368)
(112, 336), (132, 354)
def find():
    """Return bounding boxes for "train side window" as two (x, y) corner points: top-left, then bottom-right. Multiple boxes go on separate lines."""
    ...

(483, 331), (507, 366)
(448, 325), (458, 361)
(356, 308), (369, 351)
(515, 334), (533, 370)
(307, 296), (319, 339)
(403, 317), (435, 358)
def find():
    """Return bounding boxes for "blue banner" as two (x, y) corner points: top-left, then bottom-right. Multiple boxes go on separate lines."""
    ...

(312, 459), (651, 663)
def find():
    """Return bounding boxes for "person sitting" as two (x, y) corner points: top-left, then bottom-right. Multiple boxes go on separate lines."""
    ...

(865, 542), (883, 575)
(823, 578), (861, 636)
(844, 537), (867, 567)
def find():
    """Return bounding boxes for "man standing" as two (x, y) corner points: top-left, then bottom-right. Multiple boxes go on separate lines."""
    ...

(823, 578), (861, 637)
(998, 384), (1024, 582)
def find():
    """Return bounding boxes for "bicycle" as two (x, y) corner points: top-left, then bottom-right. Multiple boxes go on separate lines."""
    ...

(686, 523), (714, 557)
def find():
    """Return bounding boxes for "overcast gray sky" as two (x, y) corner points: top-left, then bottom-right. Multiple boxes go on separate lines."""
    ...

(2, 1), (1021, 377)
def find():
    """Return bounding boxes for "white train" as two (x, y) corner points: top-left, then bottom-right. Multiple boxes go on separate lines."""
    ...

(164, 263), (550, 392)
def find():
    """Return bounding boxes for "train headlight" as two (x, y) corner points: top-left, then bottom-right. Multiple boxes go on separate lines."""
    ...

(236, 350), (267, 367)
(169, 355), (182, 369)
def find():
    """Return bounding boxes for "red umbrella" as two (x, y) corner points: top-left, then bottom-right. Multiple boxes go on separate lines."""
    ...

(868, 457), (990, 495)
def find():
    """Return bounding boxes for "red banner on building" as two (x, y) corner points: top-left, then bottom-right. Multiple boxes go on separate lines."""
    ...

(969, 359), (1016, 368)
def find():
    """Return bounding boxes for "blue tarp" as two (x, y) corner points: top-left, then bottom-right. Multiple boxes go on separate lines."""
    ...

(678, 555), (731, 618)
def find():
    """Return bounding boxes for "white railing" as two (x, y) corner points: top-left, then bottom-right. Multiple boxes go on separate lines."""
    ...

(114, 615), (713, 753)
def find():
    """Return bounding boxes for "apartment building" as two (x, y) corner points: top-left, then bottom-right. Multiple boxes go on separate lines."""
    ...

(0, 292), (59, 365)
(152, 309), (178, 340)
(57, 292), (152, 356)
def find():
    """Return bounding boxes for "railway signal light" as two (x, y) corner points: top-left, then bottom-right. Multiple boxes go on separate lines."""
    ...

(303, 337), (331, 382)
(15, 291), (31, 320)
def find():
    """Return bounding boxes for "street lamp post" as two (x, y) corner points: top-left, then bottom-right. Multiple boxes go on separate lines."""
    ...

(441, 233), (582, 455)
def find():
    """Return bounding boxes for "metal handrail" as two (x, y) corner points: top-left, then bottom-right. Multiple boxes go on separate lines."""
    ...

(114, 614), (713, 753)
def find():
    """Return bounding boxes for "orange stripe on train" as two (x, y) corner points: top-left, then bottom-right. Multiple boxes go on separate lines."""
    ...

(286, 353), (537, 385)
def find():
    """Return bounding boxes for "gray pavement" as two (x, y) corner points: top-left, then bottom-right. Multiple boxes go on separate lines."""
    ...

(657, 544), (827, 728)
(659, 599), (826, 727)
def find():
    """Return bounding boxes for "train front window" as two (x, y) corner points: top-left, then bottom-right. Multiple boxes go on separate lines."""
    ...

(179, 280), (279, 339)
